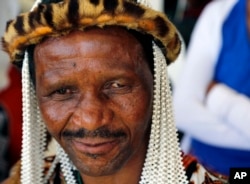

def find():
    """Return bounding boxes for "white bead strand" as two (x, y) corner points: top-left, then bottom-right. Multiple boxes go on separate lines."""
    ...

(21, 53), (46, 184)
(57, 145), (77, 184)
(153, 43), (188, 184)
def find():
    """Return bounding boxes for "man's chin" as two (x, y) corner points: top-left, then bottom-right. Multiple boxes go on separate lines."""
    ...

(71, 152), (129, 177)
(74, 162), (118, 177)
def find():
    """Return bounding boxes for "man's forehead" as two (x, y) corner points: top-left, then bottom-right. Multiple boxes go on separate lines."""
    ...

(33, 26), (154, 76)
(33, 28), (153, 87)
(37, 26), (140, 47)
(34, 27), (148, 67)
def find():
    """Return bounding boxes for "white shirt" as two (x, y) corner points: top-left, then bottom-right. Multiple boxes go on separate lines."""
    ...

(173, 0), (250, 150)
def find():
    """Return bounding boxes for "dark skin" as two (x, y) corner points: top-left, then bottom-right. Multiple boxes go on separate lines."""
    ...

(34, 27), (154, 184)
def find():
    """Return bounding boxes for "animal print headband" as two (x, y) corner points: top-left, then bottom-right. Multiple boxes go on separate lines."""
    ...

(2, 0), (181, 66)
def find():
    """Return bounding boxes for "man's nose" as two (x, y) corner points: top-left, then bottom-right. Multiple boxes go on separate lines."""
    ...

(70, 94), (113, 131)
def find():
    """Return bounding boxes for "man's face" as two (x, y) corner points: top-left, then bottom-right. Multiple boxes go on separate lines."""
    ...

(34, 27), (153, 177)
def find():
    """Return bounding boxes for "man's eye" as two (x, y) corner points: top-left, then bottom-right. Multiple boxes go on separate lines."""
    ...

(55, 88), (70, 95)
(110, 82), (125, 88)
(49, 87), (76, 100)
(103, 81), (132, 95)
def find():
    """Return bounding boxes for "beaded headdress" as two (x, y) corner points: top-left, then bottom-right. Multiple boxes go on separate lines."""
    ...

(2, 0), (188, 183)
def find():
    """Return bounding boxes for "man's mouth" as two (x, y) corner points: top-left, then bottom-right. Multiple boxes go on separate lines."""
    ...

(72, 138), (119, 155)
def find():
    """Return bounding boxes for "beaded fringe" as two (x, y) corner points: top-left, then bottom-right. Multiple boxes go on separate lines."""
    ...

(139, 43), (188, 184)
(21, 53), (46, 184)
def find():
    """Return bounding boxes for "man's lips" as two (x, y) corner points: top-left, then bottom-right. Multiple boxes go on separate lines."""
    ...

(72, 138), (119, 155)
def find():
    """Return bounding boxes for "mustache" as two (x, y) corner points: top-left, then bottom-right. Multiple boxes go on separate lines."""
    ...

(62, 127), (127, 139)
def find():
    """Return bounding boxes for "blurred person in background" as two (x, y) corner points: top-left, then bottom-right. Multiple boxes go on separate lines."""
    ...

(164, 0), (212, 98)
(174, 0), (250, 176)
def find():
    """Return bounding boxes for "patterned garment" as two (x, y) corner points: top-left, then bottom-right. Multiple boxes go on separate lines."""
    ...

(2, 154), (228, 184)
(182, 154), (228, 184)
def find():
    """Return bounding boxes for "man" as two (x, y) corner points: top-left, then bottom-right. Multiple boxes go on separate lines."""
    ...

(1, 0), (227, 183)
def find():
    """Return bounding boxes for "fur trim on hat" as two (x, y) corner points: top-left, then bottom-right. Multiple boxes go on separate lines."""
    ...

(2, 0), (181, 65)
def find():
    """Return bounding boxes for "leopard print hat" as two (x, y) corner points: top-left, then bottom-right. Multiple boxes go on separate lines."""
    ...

(2, 0), (181, 66)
